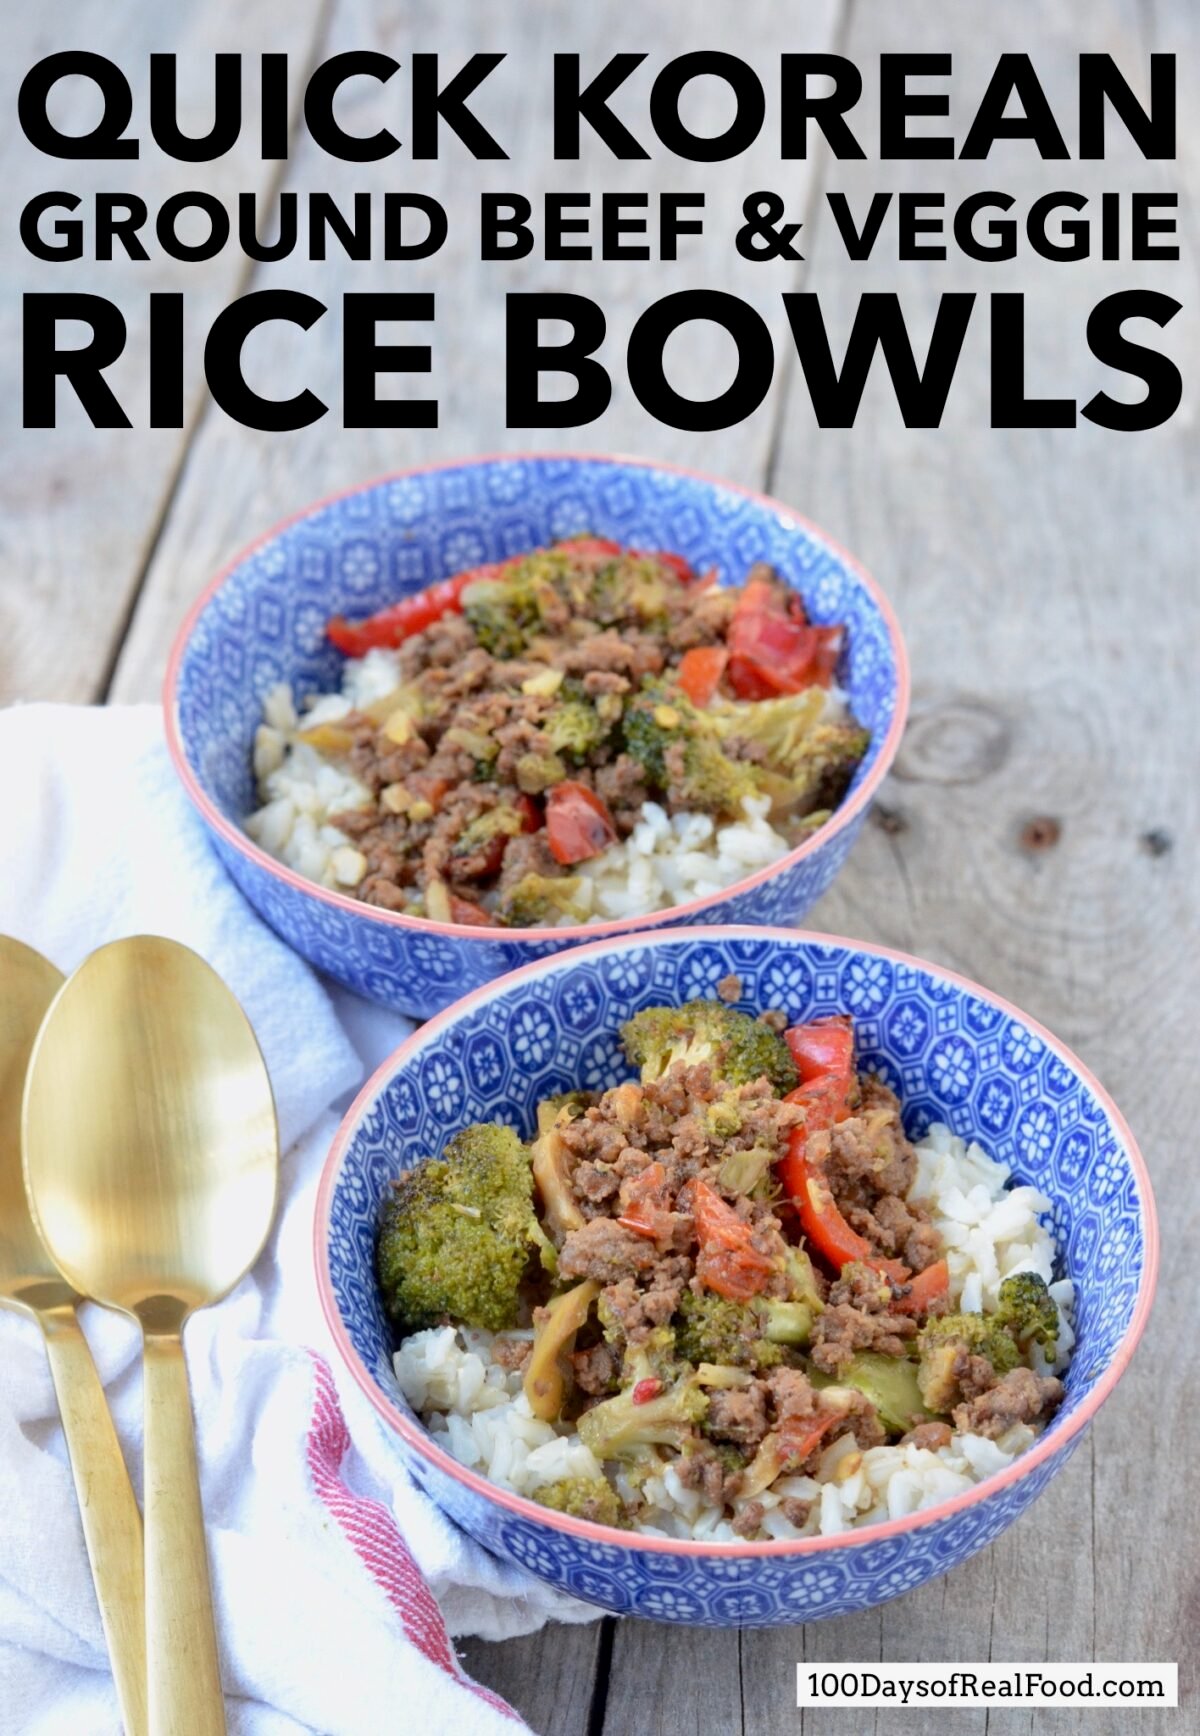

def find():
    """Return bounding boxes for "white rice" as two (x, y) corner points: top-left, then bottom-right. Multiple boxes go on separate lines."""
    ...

(243, 647), (840, 917)
(392, 1125), (1074, 1540)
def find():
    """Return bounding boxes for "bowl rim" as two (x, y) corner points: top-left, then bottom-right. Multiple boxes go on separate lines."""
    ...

(313, 923), (1159, 1559)
(162, 450), (910, 944)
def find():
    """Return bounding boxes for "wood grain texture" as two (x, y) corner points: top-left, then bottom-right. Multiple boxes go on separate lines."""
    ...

(739, 2), (1197, 1732)
(456, 1620), (606, 1736)
(5, 0), (1196, 1729)
(106, 0), (841, 701)
(0, 0), (327, 706)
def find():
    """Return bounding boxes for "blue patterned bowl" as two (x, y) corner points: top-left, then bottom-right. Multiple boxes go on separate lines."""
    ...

(315, 927), (1156, 1627)
(165, 454), (908, 1016)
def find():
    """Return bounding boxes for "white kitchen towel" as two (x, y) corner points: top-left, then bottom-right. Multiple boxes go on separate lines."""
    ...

(0, 703), (598, 1736)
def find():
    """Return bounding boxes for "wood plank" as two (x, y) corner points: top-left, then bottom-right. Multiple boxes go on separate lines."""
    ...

(107, 0), (843, 701)
(600, 1619), (742, 1736)
(742, 2), (1197, 1731)
(457, 1618), (607, 1736)
(0, 0), (327, 706)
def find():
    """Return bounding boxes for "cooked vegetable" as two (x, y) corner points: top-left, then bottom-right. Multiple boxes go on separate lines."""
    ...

(576, 1369), (708, 1461)
(532, 1474), (625, 1527)
(784, 1015), (855, 1082)
(524, 1279), (600, 1420)
(726, 578), (844, 699)
(498, 872), (588, 928)
(916, 1312), (1022, 1412)
(530, 1113), (586, 1241)
(326, 568), (480, 655)
(676, 646), (728, 708)
(779, 1129), (905, 1282)
(688, 1177), (778, 1301)
(715, 1143), (775, 1197)
(545, 781), (618, 864)
(994, 1272), (1060, 1358)
(622, 683), (758, 818)
(674, 1290), (784, 1371)
(376, 1122), (543, 1332)
(543, 696), (611, 763)
(740, 1414), (835, 1497)
(620, 1000), (799, 1094)
(893, 1259), (950, 1316)
(826, 1353), (933, 1435)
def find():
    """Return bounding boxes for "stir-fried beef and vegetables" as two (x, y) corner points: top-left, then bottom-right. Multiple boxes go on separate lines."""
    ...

(278, 539), (869, 926)
(378, 996), (1065, 1531)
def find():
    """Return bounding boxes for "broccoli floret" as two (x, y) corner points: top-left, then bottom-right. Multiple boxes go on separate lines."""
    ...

(823, 1353), (934, 1435)
(576, 1369), (709, 1461)
(789, 722), (871, 813)
(916, 1312), (1021, 1412)
(498, 872), (588, 928)
(676, 1291), (783, 1371)
(622, 684), (758, 818)
(376, 1122), (543, 1333)
(543, 697), (610, 763)
(994, 1272), (1059, 1358)
(532, 1475), (625, 1528)
(461, 563), (549, 657)
(620, 999), (799, 1094)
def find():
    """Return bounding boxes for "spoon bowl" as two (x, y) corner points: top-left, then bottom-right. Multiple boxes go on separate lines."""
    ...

(23, 935), (279, 1736)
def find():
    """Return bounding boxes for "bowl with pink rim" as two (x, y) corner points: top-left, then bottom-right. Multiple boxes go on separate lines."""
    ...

(165, 452), (908, 1018)
(314, 925), (1156, 1626)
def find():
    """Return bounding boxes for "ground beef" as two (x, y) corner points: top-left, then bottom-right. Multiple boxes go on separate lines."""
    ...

(845, 1193), (941, 1273)
(758, 1008), (788, 1034)
(572, 1342), (619, 1396)
(496, 831), (564, 895)
(593, 754), (649, 830)
(598, 1257), (693, 1344)
(765, 1366), (819, 1422)
(810, 1304), (918, 1375)
(559, 1112), (630, 1171)
(558, 1219), (660, 1284)
(902, 1421), (953, 1452)
(715, 973), (742, 1003)
(555, 631), (665, 681)
(952, 1367), (1063, 1439)
(779, 1496), (813, 1528)
(731, 1500), (765, 1538)
(571, 1161), (620, 1209)
(818, 1080), (917, 1208)
(706, 1385), (770, 1447)
(674, 1444), (728, 1506)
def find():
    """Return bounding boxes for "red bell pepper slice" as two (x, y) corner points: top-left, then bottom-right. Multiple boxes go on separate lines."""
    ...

(784, 1016), (855, 1084)
(545, 782), (618, 865)
(676, 646), (728, 709)
(892, 1259), (950, 1316)
(780, 1131), (909, 1283)
(326, 567), (491, 656)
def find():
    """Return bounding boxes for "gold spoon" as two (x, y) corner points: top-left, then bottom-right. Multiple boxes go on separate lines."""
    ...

(0, 937), (147, 1736)
(22, 936), (279, 1736)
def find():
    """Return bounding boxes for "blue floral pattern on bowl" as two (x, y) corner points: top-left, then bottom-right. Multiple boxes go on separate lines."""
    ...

(166, 456), (907, 1017)
(315, 928), (1156, 1627)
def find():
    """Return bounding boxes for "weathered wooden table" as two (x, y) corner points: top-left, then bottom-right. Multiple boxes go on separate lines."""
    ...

(5, 1), (1195, 1730)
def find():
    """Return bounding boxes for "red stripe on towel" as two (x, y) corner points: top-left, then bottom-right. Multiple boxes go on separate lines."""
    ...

(304, 1350), (524, 1725)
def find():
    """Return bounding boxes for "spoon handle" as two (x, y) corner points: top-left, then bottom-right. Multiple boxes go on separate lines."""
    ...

(40, 1303), (148, 1736)
(143, 1330), (226, 1736)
